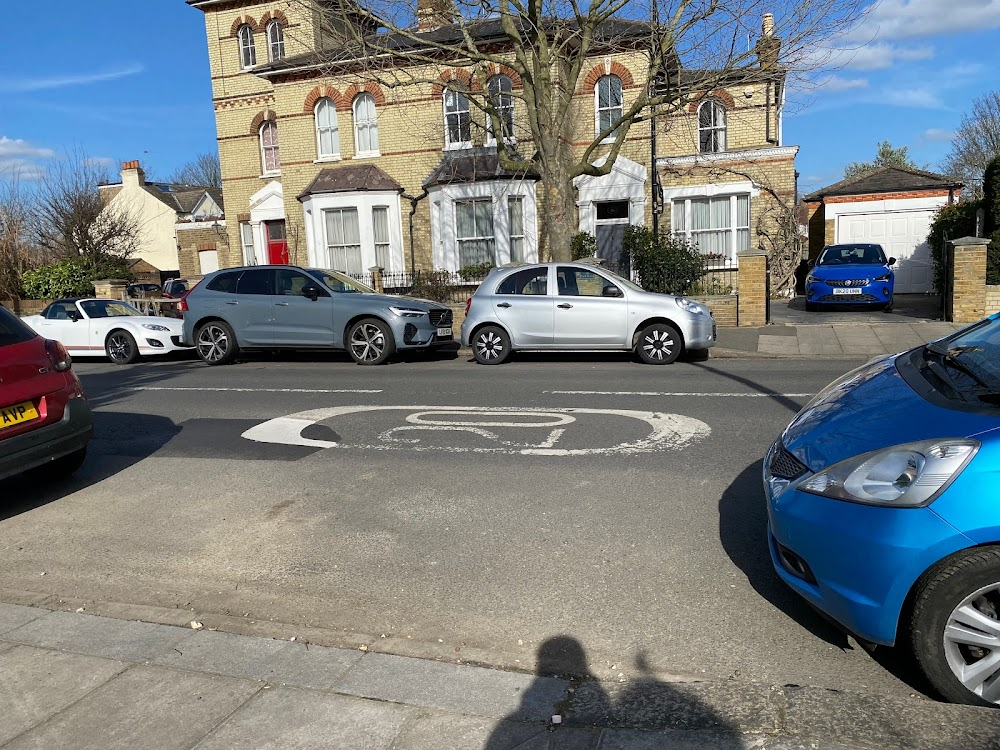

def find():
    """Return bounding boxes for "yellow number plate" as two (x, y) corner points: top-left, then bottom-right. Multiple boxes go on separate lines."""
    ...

(0, 401), (39, 430)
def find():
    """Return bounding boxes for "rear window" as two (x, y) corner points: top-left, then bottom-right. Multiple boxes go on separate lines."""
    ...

(0, 306), (37, 348)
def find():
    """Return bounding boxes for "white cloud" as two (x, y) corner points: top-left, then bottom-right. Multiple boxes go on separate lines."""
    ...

(0, 63), (144, 93)
(923, 128), (956, 142)
(880, 87), (946, 109)
(0, 136), (55, 160)
(840, 42), (935, 71)
(860, 0), (1000, 41)
(814, 75), (870, 93)
(83, 156), (116, 168)
(0, 136), (55, 181)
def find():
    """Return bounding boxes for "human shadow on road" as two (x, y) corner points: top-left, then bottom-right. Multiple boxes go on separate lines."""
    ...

(482, 636), (743, 748)
(719, 460), (852, 650)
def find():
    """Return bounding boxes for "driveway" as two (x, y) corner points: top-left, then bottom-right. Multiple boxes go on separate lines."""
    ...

(773, 293), (944, 325)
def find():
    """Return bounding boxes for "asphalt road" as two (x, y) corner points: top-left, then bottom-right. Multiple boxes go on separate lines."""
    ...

(0, 350), (927, 701)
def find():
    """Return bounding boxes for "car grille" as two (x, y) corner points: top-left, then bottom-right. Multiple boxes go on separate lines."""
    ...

(826, 279), (870, 287)
(428, 308), (452, 327)
(817, 294), (881, 303)
(769, 441), (809, 480)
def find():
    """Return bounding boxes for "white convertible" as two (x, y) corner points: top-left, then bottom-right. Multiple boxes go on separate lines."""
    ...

(23, 298), (192, 365)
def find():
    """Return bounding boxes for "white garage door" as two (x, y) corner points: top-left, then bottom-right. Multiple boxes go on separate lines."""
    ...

(836, 210), (935, 293)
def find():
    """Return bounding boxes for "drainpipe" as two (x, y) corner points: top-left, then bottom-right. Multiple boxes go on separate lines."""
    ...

(403, 189), (429, 276)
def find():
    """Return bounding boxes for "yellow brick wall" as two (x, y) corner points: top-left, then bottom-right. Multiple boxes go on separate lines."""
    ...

(986, 285), (1000, 316)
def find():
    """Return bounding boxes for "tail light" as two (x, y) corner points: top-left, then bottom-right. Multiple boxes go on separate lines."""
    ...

(177, 291), (191, 313)
(45, 339), (72, 372)
(465, 297), (472, 316)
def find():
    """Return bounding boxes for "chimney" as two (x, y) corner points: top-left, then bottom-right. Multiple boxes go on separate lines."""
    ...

(121, 160), (146, 188)
(416, 0), (454, 31)
(755, 13), (780, 71)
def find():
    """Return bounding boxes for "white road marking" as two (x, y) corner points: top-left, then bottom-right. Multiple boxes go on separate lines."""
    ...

(241, 405), (711, 456)
(544, 390), (813, 397)
(131, 387), (383, 394)
(405, 410), (576, 428)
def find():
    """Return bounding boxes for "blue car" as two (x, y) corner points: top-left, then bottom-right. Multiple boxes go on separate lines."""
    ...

(804, 243), (896, 312)
(765, 313), (1000, 706)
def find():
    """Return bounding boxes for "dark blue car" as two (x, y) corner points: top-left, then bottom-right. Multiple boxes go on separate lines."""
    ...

(804, 243), (895, 312)
(765, 313), (1000, 706)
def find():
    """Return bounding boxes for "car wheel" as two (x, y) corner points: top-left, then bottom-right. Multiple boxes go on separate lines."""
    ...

(196, 321), (239, 366)
(805, 302), (819, 312)
(27, 447), (87, 480)
(348, 318), (395, 365)
(909, 547), (1000, 706)
(106, 330), (140, 365)
(635, 323), (682, 365)
(883, 299), (895, 313)
(472, 325), (511, 365)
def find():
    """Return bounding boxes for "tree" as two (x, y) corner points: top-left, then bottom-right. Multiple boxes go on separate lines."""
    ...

(169, 152), (222, 188)
(31, 153), (140, 269)
(844, 140), (917, 180)
(299, 0), (866, 261)
(942, 91), (1000, 198)
(0, 179), (33, 304)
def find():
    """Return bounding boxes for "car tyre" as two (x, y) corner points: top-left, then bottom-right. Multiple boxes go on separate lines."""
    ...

(472, 325), (511, 365)
(26, 447), (87, 480)
(196, 320), (239, 366)
(106, 330), (140, 365)
(635, 322), (682, 365)
(883, 299), (895, 313)
(348, 318), (395, 365)
(909, 547), (1000, 706)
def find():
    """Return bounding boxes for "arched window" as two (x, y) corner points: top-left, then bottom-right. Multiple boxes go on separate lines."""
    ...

(238, 24), (256, 69)
(595, 75), (623, 140)
(259, 120), (280, 174)
(443, 88), (471, 148)
(698, 99), (727, 153)
(315, 98), (339, 159)
(267, 20), (285, 61)
(353, 93), (379, 156)
(487, 75), (514, 144)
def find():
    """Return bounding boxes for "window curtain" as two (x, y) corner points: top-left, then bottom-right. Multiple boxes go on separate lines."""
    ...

(372, 206), (390, 269)
(325, 209), (362, 274)
(508, 197), (524, 262)
(316, 99), (338, 157)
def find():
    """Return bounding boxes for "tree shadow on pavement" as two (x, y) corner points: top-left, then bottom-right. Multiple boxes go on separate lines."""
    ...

(482, 637), (745, 749)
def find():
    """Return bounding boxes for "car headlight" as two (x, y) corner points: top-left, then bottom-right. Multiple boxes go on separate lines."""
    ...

(806, 274), (819, 284)
(676, 297), (705, 314)
(873, 273), (892, 282)
(142, 324), (170, 332)
(798, 438), (979, 507)
(389, 306), (427, 318)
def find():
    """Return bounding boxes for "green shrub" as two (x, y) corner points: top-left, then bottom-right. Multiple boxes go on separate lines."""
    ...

(989, 231), (1000, 285)
(409, 270), (457, 303)
(623, 226), (706, 295)
(984, 155), (1000, 236)
(689, 275), (734, 296)
(21, 260), (96, 299)
(458, 262), (494, 280)
(571, 231), (597, 260)
(927, 201), (981, 293)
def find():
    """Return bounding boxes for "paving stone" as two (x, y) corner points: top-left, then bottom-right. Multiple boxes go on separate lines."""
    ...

(154, 629), (361, 689)
(870, 325), (924, 352)
(796, 327), (845, 356)
(3, 665), (259, 750)
(910, 323), (962, 343)
(598, 729), (750, 749)
(0, 604), (48, 636)
(337, 652), (568, 720)
(0, 646), (126, 745)
(3, 610), (194, 662)
(832, 327), (885, 355)
(389, 713), (543, 750)
(758, 335), (800, 355)
(194, 687), (411, 750)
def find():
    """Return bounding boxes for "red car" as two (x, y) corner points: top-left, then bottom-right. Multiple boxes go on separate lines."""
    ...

(0, 304), (93, 482)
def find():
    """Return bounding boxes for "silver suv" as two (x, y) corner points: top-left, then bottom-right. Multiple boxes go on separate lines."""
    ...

(181, 266), (454, 365)
(460, 262), (715, 364)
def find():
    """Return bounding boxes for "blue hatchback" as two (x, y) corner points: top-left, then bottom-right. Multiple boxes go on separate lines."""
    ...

(765, 313), (1000, 706)
(804, 243), (895, 312)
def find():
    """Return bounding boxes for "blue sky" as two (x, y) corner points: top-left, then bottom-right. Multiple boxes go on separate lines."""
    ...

(1, 0), (998, 194)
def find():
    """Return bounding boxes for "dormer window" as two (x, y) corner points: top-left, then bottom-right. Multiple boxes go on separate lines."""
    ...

(267, 20), (285, 62)
(486, 75), (514, 144)
(260, 120), (280, 175)
(238, 24), (256, 69)
(595, 75), (623, 141)
(698, 99), (727, 153)
(443, 89), (471, 149)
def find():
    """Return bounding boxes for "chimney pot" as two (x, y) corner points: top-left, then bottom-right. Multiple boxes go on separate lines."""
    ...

(763, 13), (775, 37)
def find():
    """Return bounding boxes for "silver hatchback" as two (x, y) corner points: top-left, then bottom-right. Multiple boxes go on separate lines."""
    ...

(460, 262), (715, 364)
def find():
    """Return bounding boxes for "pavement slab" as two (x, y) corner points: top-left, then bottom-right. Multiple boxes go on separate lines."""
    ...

(832, 327), (886, 356)
(0, 603), (47, 636)
(796, 327), (846, 356)
(758, 336), (800, 356)
(870, 325), (925, 352)
(598, 729), (754, 749)
(0, 646), (126, 746)
(192, 687), (411, 750)
(336, 652), (568, 720)
(388, 713), (545, 750)
(3, 610), (194, 663)
(3, 665), (260, 750)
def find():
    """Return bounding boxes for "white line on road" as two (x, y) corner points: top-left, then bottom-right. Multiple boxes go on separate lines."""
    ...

(129, 387), (384, 394)
(544, 390), (814, 397)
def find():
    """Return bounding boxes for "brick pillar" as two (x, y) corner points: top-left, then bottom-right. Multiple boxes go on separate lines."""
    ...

(369, 266), (385, 294)
(947, 236), (989, 324)
(737, 250), (768, 327)
(92, 279), (129, 300)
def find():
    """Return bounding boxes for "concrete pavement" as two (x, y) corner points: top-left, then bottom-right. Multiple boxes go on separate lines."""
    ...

(2, 601), (999, 750)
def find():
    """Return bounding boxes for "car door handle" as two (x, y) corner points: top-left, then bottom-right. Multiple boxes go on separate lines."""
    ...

(225, 301), (239, 306)
(557, 303), (573, 309)
(274, 302), (289, 306)
(497, 302), (512, 308)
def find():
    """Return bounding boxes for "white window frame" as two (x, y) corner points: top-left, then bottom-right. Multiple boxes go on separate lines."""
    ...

(259, 120), (280, 176)
(508, 196), (525, 262)
(454, 199), (497, 268)
(698, 99), (727, 154)
(372, 206), (392, 269)
(670, 193), (750, 267)
(266, 20), (285, 62)
(238, 24), (256, 69)
(314, 98), (340, 161)
(323, 207), (363, 274)
(485, 75), (515, 146)
(353, 93), (380, 158)
(595, 75), (623, 143)
(239, 221), (257, 265)
(443, 89), (472, 150)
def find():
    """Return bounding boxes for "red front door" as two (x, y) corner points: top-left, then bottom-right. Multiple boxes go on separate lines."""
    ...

(266, 220), (288, 264)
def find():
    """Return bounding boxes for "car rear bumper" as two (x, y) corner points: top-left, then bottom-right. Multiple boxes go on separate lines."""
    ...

(0, 396), (93, 482)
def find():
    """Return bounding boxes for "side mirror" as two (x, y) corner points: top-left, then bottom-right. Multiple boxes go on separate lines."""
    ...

(302, 285), (321, 301)
(807, 259), (815, 267)
(67, 311), (81, 322)
(603, 285), (623, 298)
(888, 257), (896, 266)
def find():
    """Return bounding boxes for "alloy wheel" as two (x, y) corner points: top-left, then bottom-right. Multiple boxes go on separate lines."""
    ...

(198, 324), (229, 363)
(476, 331), (505, 361)
(108, 333), (133, 362)
(943, 582), (1000, 703)
(350, 323), (385, 362)
(642, 328), (676, 361)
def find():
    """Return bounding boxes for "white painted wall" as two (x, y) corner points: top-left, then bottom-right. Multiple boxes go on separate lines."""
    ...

(104, 182), (180, 273)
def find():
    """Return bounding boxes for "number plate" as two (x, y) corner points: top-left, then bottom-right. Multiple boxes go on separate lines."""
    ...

(832, 287), (863, 295)
(437, 327), (453, 338)
(0, 401), (39, 430)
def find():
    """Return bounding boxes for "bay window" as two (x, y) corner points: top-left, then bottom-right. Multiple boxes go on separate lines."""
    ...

(671, 194), (750, 265)
(455, 199), (496, 267)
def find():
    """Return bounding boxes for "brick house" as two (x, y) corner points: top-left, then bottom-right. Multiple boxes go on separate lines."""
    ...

(804, 167), (963, 294)
(185, 0), (796, 275)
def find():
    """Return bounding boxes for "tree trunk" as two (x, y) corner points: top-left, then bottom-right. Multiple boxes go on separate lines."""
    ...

(536, 129), (579, 263)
